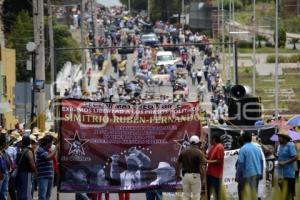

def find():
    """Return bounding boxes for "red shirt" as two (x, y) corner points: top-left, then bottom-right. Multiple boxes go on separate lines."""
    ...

(207, 143), (224, 178)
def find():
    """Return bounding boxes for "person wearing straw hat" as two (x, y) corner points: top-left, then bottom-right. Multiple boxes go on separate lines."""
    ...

(6, 130), (22, 200)
(277, 130), (297, 200)
(175, 135), (206, 200)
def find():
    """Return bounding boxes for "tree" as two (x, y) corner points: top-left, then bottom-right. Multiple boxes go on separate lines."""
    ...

(289, 38), (299, 50)
(53, 25), (81, 73)
(1, 0), (32, 33)
(256, 35), (267, 48)
(120, 0), (147, 11)
(6, 11), (81, 81)
(7, 11), (34, 81)
(274, 27), (286, 48)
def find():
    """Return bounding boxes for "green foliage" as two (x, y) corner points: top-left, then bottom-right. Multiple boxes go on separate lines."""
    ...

(120, 0), (147, 11)
(224, 0), (243, 11)
(266, 54), (300, 63)
(237, 40), (252, 48)
(289, 38), (299, 50)
(274, 27), (286, 48)
(278, 27), (287, 48)
(54, 25), (81, 73)
(256, 35), (267, 48)
(284, 17), (300, 33)
(6, 11), (80, 81)
(7, 11), (34, 81)
(1, 0), (32, 33)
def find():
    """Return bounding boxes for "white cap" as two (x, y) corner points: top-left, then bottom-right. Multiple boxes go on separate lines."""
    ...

(189, 135), (200, 144)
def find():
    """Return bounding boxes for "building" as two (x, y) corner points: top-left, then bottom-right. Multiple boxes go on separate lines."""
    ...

(0, 47), (18, 129)
(188, 1), (216, 36)
(283, 0), (300, 17)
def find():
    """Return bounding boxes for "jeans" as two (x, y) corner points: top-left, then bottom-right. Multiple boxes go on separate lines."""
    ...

(182, 173), (201, 200)
(16, 172), (32, 200)
(207, 175), (222, 200)
(0, 173), (9, 200)
(146, 191), (162, 200)
(38, 177), (53, 200)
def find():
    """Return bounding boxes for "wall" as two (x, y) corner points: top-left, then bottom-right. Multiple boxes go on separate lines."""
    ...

(1, 47), (18, 129)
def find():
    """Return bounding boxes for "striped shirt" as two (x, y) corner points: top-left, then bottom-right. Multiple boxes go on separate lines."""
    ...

(36, 146), (53, 179)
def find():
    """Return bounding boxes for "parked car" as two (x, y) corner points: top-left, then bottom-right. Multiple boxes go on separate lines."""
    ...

(141, 33), (159, 47)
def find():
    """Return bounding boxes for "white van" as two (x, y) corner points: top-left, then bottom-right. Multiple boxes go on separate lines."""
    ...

(156, 51), (178, 66)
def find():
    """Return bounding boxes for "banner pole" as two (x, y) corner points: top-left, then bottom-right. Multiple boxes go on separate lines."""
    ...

(55, 98), (60, 200)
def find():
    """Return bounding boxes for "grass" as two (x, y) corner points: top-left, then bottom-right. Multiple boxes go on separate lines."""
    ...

(237, 67), (300, 114)
(234, 3), (275, 28)
(236, 47), (300, 54)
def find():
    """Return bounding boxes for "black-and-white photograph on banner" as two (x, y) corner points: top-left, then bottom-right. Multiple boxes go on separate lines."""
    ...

(208, 125), (278, 150)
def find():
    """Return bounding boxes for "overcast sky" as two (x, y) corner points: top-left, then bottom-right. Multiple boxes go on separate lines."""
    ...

(96, 0), (122, 7)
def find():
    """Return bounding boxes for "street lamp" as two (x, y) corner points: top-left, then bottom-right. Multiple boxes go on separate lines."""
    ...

(26, 42), (36, 129)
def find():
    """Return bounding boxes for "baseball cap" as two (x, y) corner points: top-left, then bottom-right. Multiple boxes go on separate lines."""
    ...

(189, 135), (200, 144)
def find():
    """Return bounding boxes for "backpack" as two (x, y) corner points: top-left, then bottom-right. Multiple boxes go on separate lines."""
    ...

(204, 58), (211, 66)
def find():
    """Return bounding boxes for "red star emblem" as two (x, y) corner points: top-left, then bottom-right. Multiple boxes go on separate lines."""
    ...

(65, 131), (89, 156)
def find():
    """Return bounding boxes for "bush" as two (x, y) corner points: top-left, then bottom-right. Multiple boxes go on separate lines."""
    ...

(266, 55), (275, 63)
(266, 54), (300, 63)
(289, 54), (300, 62)
(224, 0), (243, 10)
(237, 40), (252, 48)
(274, 27), (286, 48)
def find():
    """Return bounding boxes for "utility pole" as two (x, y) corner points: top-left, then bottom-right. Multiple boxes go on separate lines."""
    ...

(217, 0), (220, 36)
(90, 0), (96, 47)
(252, 0), (256, 96)
(81, 0), (86, 73)
(33, 0), (46, 130)
(182, 0), (185, 25)
(48, 0), (55, 98)
(221, 0), (225, 80)
(232, 0), (235, 83)
(147, 0), (150, 20)
(128, 0), (131, 13)
(275, 0), (279, 119)
(228, 0), (232, 80)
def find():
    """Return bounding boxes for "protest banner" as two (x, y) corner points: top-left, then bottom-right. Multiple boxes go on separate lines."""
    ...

(58, 99), (201, 192)
(209, 125), (275, 198)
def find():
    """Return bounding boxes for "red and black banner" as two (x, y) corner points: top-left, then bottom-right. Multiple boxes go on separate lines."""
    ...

(58, 99), (201, 192)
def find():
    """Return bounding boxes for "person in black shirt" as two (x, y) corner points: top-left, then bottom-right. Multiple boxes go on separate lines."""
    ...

(16, 136), (37, 200)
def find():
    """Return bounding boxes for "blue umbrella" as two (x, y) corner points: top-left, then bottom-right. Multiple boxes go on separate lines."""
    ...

(287, 115), (300, 126)
(270, 130), (300, 142)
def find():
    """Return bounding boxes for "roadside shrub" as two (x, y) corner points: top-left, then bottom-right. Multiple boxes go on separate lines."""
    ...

(289, 54), (300, 62)
(237, 40), (252, 48)
(274, 27), (286, 48)
(266, 54), (300, 63)
(266, 55), (275, 63)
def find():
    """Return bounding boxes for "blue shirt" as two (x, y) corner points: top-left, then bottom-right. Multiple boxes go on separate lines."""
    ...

(237, 143), (263, 178)
(277, 142), (297, 178)
(36, 146), (53, 179)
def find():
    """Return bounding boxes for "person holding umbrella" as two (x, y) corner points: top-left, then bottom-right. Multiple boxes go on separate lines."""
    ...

(276, 130), (297, 200)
